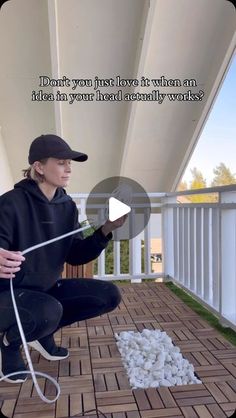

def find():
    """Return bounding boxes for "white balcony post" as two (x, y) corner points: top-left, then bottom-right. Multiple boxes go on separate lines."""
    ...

(129, 235), (142, 283)
(144, 208), (151, 275)
(220, 191), (236, 325)
(129, 209), (142, 283)
(162, 195), (177, 279)
(113, 236), (120, 276)
(79, 197), (87, 222)
(98, 208), (105, 278)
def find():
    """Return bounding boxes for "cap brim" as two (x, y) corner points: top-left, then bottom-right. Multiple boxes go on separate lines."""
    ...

(50, 150), (88, 162)
(70, 151), (88, 162)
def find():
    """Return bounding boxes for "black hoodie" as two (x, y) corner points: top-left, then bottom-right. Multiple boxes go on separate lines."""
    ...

(0, 179), (111, 292)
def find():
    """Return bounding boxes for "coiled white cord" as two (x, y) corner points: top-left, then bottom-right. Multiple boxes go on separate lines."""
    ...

(0, 224), (91, 404)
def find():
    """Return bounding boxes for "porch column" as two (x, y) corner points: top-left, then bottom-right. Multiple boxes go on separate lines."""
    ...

(0, 127), (14, 194)
(220, 190), (236, 326)
(162, 195), (177, 279)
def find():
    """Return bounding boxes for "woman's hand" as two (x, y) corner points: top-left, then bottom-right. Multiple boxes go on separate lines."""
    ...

(0, 248), (25, 279)
(101, 214), (128, 236)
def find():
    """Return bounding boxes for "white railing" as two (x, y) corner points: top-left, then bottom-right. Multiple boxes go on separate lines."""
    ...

(70, 192), (165, 282)
(162, 184), (236, 331)
(70, 185), (236, 330)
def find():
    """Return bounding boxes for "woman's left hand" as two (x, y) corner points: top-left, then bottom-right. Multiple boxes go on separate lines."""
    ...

(101, 214), (128, 236)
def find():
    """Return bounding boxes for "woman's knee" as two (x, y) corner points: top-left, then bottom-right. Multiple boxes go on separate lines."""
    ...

(4, 291), (63, 345)
(35, 295), (63, 335)
(105, 282), (122, 310)
(16, 291), (63, 338)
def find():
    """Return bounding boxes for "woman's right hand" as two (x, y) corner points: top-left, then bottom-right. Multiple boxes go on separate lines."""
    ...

(0, 248), (25, 279)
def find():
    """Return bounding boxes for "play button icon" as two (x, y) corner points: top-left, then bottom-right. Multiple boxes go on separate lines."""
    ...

(86, 176), (151, 241)
(109, 197), (131, 222)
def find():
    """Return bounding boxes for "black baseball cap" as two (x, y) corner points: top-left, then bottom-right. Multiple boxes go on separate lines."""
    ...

(28, 134), (88, 164)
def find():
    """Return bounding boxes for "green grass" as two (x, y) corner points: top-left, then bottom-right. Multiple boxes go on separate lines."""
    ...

(165, 281), (236, 346)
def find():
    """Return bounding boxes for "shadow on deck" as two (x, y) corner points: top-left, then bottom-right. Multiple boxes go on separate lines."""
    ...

(1, 282), (236, 418)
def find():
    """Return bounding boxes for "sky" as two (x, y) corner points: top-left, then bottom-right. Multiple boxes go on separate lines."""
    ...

(182, 53), (236, 186)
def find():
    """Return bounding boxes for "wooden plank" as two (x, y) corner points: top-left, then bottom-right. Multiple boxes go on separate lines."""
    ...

(105, 373), (119, 391)
(55, 395), (68, 418)
(175, 396), (215, 407)
(1, 399), (17, 418)
(200, 375), (235, 383)
(133, 390), (151, 410)
(0, 386), (22, 401)
(193, 352), (210, 366)
(221, 362), (236, 378)
(170, 384), (205, 393)
(83, 392), (96, 413)
(97, 396), (136, 406)
(98, 403), (138, 414)
(81, 358), (92, 374)
(228, 379), (236, 392)
(96, 390), (133, 399)
(193, 405), (212, 418)
(204, 383), (229, 403)
(70, 393), (82, 417)
(127, 412), (142, 418)
(70, 358), (81, 376)
(14, 412), (55, 418)
(157, 388), (177, 408)
(201, 351), (219, 365)
(173, 390), (210, 399)
(140, 407), (182, 417)
(207, 404), (227, 418)
(93, 373), (106, 391)
(145, 388), (164, 409)
(216, 382), (236, 402)
(116, 371), (131, 390)
(58, 359), (70, 377)
(180, 406), (198, 418)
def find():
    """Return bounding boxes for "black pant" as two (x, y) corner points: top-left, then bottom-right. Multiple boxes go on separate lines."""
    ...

(0, 279), (121, 348)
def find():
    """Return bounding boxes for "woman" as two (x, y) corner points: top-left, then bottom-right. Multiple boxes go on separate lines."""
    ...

(0, 134), (124, 383)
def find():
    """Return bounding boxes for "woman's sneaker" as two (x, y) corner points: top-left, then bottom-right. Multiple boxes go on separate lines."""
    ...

(0, 334), (27, 383)
(28, 334), (69, 361)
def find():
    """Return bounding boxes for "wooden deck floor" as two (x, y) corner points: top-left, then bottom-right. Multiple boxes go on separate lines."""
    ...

(1, 282), (236, 418)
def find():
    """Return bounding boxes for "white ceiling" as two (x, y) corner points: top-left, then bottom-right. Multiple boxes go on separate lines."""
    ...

(0, 0), (235, 193)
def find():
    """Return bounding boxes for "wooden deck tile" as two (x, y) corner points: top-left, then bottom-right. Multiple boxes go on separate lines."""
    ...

(145, 388), (164, 409)
(1, 282), (236, 418)
(180, 406), (199, 418)
(0, 400), (17, 418)
(55, 394), (69, 418)
(193, 405), (214, 418)
(204, 383), (229, 403)
(133, 389), (151, 410)
(140, 407), (183, 417)
(207, 403), (227, 417)
(220, 402), (236, 416)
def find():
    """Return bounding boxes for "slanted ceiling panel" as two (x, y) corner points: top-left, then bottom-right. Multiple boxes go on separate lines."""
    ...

(0, 0), (235, 194)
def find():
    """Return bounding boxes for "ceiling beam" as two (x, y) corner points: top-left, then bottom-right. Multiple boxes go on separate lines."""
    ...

(120, 0), (157, 177)
(47, 0), (63, 136)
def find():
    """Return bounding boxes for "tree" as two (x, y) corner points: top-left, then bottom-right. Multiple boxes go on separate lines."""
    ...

(187, 168), (217, 203)
(189, 167), (207, 190)
(211, 163), (236, 187)
(93, 239), (130, 275)
(177, 181), (188, 192)
(93, 239), (145, 276)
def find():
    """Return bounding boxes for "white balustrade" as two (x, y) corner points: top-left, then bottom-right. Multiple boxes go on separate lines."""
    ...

(162, 185), (236, 330)
(71, 185), (236, 330)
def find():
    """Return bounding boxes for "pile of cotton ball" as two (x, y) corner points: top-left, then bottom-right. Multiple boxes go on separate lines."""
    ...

(115, 329), (201, 389)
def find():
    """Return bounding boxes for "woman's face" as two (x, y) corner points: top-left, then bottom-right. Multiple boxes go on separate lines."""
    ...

(36, 158), (72, 188)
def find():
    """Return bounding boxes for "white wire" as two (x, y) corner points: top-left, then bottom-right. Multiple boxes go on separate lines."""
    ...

(0, 224), (91, 403)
